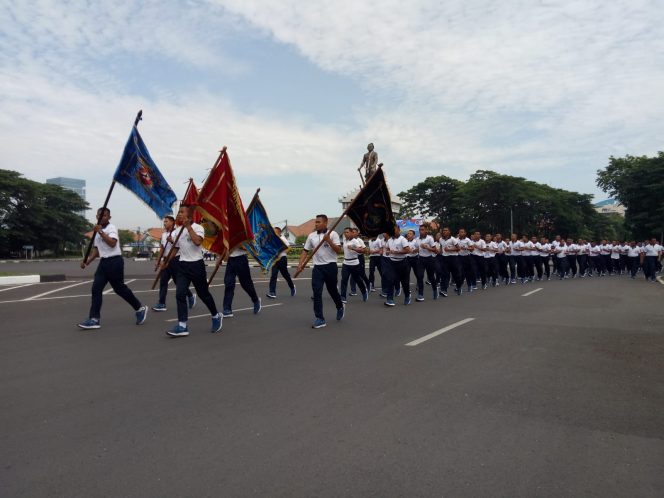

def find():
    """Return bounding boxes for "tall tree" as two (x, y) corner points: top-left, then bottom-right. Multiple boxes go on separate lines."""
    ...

(597, 152), (664, 239)
(0, 170), (89, 256)
(398, 175), (463, 226)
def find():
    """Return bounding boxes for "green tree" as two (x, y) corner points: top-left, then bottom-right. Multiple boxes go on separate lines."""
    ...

(0, 169), (90, 256)
(398, 175), (463, 226)
(597, 152), (664, 239)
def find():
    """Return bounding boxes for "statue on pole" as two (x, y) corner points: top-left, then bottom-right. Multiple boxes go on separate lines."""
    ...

(358, 143), (378, 184)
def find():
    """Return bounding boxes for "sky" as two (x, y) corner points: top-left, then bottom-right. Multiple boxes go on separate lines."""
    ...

(1, 0), (663, 231)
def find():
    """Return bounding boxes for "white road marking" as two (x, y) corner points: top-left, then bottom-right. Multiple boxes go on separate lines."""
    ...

(165, 302), (283, 321)
(23, 280), (93, 300)
(103, 279), (136, 294)
(0, 278), (312, 305)
(521, 287), (543, 297)
(405, 318), (475, 347)
(0, 283), (33, 293)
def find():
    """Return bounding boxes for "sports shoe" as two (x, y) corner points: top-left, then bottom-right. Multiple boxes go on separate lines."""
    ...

(369, 284), (375, 292)
(441, 290), (448, 297)
(135, 305), (148, 325)
(312, 318), (327, 329)
(211, 314), (222, 333)
(336, 305), (345, 321)
(416, 294), (424, 302)
(482, 284), (488, 290)
(404, 294), (412, 305)
(340, 297), (348, 304)
(166, 324), (189, 337)
(379, 292), (387, 298)
(290, 286), (296, 297)
(266, 292), (277, 299)
(152, 303), (167, 312)
(188, 293), (197, 310)
(362, 290), (369, 302)
(222, 309), (234, 318)
(396, 288), (402, 297)
(78, 318), (100, 329)
(253, 298), (262, 314)
(455, 287), (462, 296)
(384, 299), (395, 307)
(349, 291), (358, 296)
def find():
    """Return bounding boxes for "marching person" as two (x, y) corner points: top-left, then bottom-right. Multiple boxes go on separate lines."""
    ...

(483, 233), (499, 286)
(368, 235), (384, 292)
(78, 207), (148, 330)
(352, 228), (371, 293)
(538, 237), (551, 280)
(297, 214), (345, 329)
(439, 227), (463, 296)
(339, 228), (369, 303)
(555, 239), (569, 279)
(471, 231), (487, 289)
(416, 224), (438, 300)
(266, 226), (296, 299)
(222, 245), (262, 317)
(642, 238), (662, 282)
(383, 224), (412, 306)
(566, 238), (578, 278)
(405, 229), (420, 296)
(495, 233), (509, 285)
(152, 215), (196, 312)
(589, 241), (602, 276)
(457, 229), (476, 292)
(165, 205), (222, 337)
(627, 241), (642, 279)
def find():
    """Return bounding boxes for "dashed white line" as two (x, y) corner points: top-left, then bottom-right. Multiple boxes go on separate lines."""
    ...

(405, 317), (475, 347)
(165, 302), (284, 321)
(23, 280), (93, 301)
(521, 287), (543, 297)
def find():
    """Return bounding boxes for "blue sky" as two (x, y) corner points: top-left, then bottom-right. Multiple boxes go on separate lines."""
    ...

(2, 0), (663, 231)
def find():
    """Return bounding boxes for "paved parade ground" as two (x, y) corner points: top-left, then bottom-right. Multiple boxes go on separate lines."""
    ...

(1, 260), (663, 497)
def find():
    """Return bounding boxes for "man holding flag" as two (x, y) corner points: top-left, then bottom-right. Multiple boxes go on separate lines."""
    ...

(266, 226), (296, 298)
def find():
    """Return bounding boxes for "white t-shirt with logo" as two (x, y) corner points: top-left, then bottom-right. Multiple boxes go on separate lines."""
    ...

(176, 224), (205, 262)
(304, 230), (341, 265)
(94, 223), (121, 258)
(386, 236), (410, 261)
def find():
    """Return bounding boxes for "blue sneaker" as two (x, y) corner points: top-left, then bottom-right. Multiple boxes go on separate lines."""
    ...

(135, 306), (147, 325)
(152, 303), (167, 312)
(211, 314), (222, 333)
(253, 298), (262, 314)
(336, 305), (345, 321)
(416, 293), (424, 302)
(362, 290), (369, 302)
(396, 288), (402, 297)
(188, 293), (197, 310)
(455, 287), (462, 296)
(222, 309), (233, 318)
(384, 298), (395, 307)
(266, 292), (277, 299)
(166, 324), (189, 337)
(404, 294), (412, 305)
(290, 286), (296, 297)
(312, 318), (327, 329)
(78, 318), (100, 329)
(340, 297), (348, 304)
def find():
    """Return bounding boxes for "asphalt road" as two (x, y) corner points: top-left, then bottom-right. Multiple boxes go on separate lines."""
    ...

(1, 260), (663, 497)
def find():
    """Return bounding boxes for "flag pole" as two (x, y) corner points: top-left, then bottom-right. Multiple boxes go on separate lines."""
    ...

(82, 110), (142, 264)
(207, 186), (260, 286)
(293, 164), (384, 278)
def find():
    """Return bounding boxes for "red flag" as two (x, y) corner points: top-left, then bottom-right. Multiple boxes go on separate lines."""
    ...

(195, 148), (253, 260)
(181, 179), (202, 224)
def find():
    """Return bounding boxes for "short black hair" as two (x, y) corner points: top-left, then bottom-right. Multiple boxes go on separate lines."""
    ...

(316, 214), (328, 222)
(165, 215), (175, 222)
(97, 207), (111, 216)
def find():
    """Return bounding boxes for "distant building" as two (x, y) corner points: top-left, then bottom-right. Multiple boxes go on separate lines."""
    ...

(46, 177), (86, 216)
(593, 199), (625, 217)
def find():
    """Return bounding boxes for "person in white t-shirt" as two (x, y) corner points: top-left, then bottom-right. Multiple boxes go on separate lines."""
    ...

(222, 245), (261, 318)
(494, 233), (509, 284)
(643, 238), (662, 282)
(415, 224), (438, 300)
(165, 205), (222, 337)
(383, 224), (413, 306)
(555, 240), (569, 279)
(538, 237), (551, 280)
(367, 235), (385, 292)
(439, 227), (463, 296)
(471, 231), (488, 289)
(483, 233), (499, 286)
(78, 207), (148, 330)
(152, 215), (195, 312)
(297, 214), (345, 329)
(267, 226), (296, 298)
(626, 241), (643, 279)
(458, 229), (476, 291)
(339, 228), (368, 302)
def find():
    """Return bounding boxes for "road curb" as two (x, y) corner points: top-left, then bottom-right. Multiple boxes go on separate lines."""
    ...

(0, 275), (40, 285)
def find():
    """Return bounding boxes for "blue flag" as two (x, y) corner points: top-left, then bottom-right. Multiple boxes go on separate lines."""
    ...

(244, 195), (287, 273)
(113, 127), (177, 218)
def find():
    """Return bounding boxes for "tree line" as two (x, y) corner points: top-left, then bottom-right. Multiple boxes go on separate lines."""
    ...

(0, 170), (90, 257)
(397, 169), (629, 240)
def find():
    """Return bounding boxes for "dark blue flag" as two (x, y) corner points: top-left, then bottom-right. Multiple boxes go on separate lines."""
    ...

(113, 127), (177, 218)
(243, 195), (286, 273)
